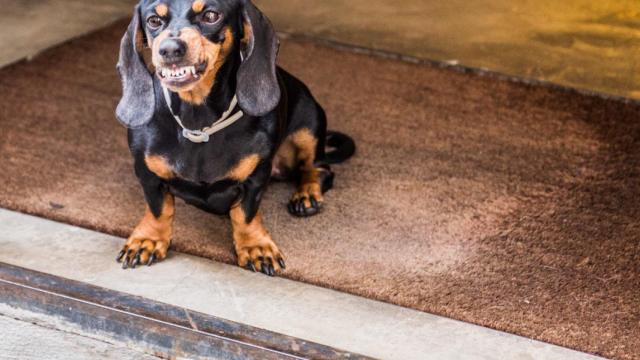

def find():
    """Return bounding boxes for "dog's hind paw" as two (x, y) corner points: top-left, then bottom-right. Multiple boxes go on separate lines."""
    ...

(288, 183), (323, 217)
(288, 194), (321, 217)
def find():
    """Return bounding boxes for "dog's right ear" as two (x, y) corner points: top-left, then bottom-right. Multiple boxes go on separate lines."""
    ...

(115, 5), (155, 128)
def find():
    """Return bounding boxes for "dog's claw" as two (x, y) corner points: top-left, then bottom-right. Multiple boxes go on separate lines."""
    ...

(277, 257), (286, 269)
(246, 262), (257, 272)
(265, 257), (275, 276)
(259, 258), (276, 276)
(116, 250), (126, 262)
(304, 205), (318, 216)
(148, 252), (156, 266)
(132, 253), (141, 268)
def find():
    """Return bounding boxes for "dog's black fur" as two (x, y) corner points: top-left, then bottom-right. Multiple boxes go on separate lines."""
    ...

(115, 0), (354, 275)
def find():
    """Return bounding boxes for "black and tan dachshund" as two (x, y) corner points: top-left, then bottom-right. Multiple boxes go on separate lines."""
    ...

(115, 0), (355, 276)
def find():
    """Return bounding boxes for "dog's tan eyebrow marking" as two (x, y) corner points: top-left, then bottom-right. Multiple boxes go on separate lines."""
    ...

(192, 0), (205, 13)
(155, 3), (169, 17)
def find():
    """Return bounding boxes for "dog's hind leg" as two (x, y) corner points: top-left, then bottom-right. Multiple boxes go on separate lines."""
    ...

(274, 69), (336, 217)
(283, 128), (334, 217)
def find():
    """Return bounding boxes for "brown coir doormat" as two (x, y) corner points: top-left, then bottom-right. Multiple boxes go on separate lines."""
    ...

(0, 20), (638, 359)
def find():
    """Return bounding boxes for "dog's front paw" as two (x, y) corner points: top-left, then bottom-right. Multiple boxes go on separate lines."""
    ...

(116, 237), (170, 269)
(235, 233), (285, 276)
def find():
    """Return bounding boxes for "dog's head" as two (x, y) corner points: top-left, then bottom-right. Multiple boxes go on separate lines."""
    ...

(116, 0), (280, 128)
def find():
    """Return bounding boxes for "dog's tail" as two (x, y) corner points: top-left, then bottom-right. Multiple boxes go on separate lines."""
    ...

(324, 131), (356, 164)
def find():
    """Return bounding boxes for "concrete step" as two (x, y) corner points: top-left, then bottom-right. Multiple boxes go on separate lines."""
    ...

(0, 209), (603, 360)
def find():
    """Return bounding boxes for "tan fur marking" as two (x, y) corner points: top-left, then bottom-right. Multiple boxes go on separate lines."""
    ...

(272, 138), (296, 177)
(290, 129), (318, 166)
(288, 129), (323, 208)
(241, 22), (252, 47)
(123, 192), (175, 264)
(135, 17), (148, 50)
(155, 3), (168, 17)
(230, 207), (283, 271)
(177, 27), (234, 104)
(145, 155), (174, 180)
(192, 0), (205, 13)
(227, 154), (260, 181)
(274, 129), (319, 179)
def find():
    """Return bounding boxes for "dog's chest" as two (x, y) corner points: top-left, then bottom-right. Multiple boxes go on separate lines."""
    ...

(146, 129), (269, 185)
(163, 147), (243, 184)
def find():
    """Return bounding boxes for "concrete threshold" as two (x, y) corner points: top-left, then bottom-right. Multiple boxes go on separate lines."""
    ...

(0, 209), (602, 360)
(0, 263), (357, 359)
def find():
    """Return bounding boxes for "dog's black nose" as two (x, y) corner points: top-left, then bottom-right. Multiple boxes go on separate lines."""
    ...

(159, 38), (187, 62)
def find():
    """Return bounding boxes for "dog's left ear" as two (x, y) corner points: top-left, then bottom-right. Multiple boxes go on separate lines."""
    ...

(115, 5), (155, 128)
(236, 0), (281, 117)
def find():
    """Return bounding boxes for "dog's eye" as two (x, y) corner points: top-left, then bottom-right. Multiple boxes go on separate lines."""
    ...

(147, 16), (163, 29)
(201, 11), (220, 24)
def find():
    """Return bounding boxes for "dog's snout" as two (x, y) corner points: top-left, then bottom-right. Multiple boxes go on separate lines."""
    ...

(159, 38), (187, 62)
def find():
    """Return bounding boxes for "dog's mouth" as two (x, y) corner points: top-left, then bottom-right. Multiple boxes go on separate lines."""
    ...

(156, 61), (208, 88)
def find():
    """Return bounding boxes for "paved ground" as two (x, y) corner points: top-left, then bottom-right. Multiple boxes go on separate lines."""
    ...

(0, 209), (603, 360)
(0, 0), (135, 67)
(255, 0), (640, 99)
(4, 0), (638, 99)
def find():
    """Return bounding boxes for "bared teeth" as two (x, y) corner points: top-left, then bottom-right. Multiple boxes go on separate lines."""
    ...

(160, 66), (198, 79)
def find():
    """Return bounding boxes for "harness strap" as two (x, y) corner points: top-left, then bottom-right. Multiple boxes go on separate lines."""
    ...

(162, 86), (244, 143)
